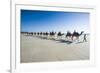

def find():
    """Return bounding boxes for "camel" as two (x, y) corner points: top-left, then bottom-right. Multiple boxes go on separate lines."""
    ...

(49, 32), (56, 40)
(37, 32), (40, 35)
(50, 32), (56, 36)
(72, 31), (84, 40)
(34, 32), (36, 35)
(57, 32), (64, 36)
(40, 32), (42, 35)
(66, 31), (84, 41)
(66, 31), (72, 39)
(23, 32), (33, 36)
(57, 32), (64, 39)
(45, 32), (49, 36)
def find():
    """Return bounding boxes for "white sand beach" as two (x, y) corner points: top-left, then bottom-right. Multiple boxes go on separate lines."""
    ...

(21, 34), (89, 63)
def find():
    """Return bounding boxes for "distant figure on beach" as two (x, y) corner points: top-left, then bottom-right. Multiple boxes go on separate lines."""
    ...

(83, 34), (87, 42)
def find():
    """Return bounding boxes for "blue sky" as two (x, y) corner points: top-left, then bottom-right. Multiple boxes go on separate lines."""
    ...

(21, 10), (90, 33)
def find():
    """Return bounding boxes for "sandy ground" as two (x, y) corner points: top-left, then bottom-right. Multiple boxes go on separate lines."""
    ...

(21, 34), (89, 63)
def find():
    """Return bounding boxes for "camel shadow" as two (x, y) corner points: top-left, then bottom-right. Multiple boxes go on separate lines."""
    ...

(35, 36), (85, 45)
(76, 41), (84, 44)
(41, 37), (47, 39)
(58, 39), (73, 44)
(39, 37), (73, 44)
(37, 36), (47, 40)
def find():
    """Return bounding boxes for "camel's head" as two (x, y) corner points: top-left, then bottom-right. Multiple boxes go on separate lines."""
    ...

(81, 31), (84, 34)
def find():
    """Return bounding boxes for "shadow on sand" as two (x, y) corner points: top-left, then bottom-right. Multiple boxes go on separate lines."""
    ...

(76, 41), (85, 44)
(58, 40), (73, 44)
(34, 36), (85, 44)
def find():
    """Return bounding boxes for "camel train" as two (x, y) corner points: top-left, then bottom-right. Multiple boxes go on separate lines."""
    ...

(21, 30), (87, 42)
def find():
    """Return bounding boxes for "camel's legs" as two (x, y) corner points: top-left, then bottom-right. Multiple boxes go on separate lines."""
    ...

(72, 36), (79, 42)
(67, 36), (72, 41)
(66, 36), (69, 40)
(76, 37), (79, 42)
(72, 36), (74, 41)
